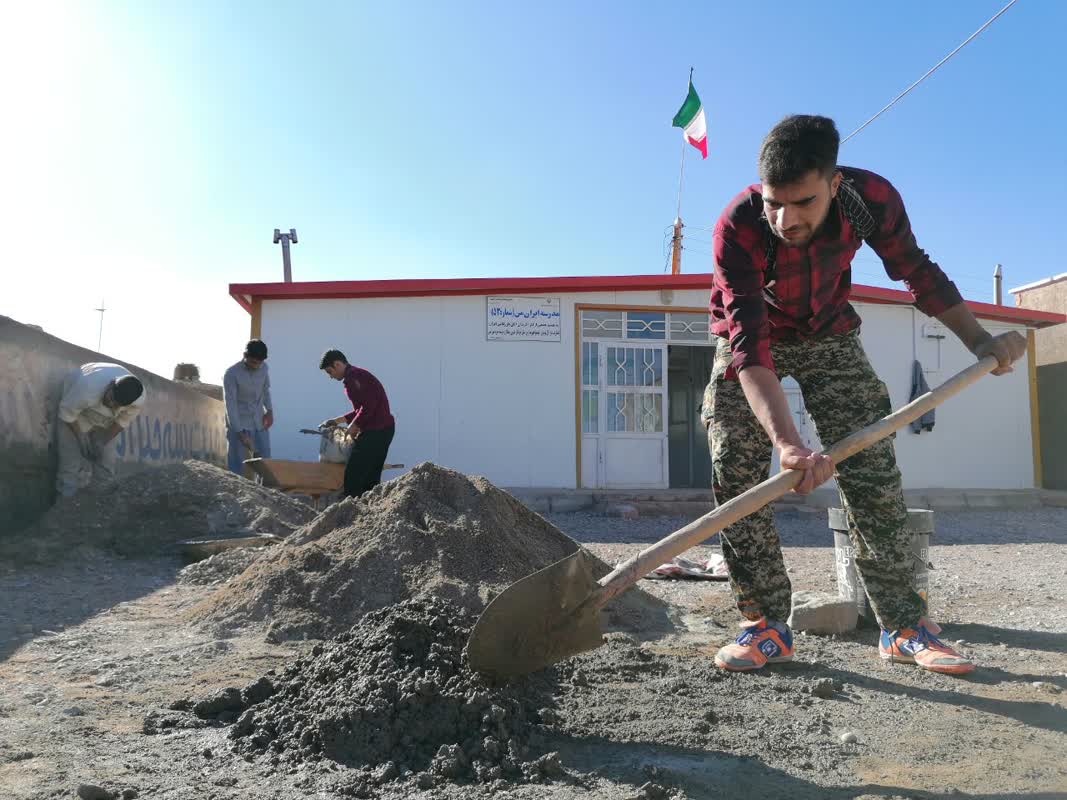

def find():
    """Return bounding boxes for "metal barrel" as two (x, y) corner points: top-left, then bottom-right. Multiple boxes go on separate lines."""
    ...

(830, 507), (934, 627)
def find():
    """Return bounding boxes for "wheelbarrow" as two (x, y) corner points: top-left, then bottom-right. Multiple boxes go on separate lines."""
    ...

(245, 427), (404, 506)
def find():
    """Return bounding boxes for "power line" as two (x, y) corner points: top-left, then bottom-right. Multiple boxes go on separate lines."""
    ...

(841, 0), (1020, 144)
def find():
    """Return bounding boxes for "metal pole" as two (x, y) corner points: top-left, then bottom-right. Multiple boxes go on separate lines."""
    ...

(281, 238), (292, 282)
(95, 299), (106, 352)
(672, 67), (693, 275)
(993, 263), (1003, 305)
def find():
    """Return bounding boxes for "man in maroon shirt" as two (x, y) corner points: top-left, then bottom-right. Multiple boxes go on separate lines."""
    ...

(704, 115), (1025, 676)
(319, 349), (396, 498)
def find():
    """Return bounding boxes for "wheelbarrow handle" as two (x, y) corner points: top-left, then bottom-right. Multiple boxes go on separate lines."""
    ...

(592, 355), (1000, 608)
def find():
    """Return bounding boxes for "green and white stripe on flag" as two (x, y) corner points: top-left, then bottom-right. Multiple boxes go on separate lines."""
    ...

(672, 81), (708, 159)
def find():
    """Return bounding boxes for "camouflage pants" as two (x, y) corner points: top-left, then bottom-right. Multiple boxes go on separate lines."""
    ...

(703, 330), (923, 631)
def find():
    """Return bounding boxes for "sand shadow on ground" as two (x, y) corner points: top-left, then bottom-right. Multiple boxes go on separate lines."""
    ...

(815, 664), (1067, 735)
(945, 622), (1067, 654)
(548, 734), (1066, 800)
(0, 554), (184, 664)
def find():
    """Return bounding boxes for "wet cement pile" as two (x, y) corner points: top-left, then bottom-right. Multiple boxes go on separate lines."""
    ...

(3, 461), (315, 564)
(189, 462), (670, 642)
(191, 598), (564, 795)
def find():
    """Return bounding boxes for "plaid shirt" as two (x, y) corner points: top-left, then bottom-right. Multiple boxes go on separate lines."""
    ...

(709, 166), (963, 378)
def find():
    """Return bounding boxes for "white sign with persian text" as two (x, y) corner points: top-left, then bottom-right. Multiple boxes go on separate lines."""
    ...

(486, 296), (562, 342)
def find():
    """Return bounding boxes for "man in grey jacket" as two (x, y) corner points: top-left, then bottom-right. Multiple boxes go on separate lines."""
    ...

(223, 339), (274, 474)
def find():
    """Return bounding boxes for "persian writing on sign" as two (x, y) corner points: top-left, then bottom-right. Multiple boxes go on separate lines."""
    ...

(486, 297), (562, 342)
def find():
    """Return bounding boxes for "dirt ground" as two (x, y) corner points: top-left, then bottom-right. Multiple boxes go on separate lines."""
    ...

(1, 506), (1065, 800)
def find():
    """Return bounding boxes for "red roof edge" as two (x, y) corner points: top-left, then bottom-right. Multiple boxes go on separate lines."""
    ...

(228, 274), (1066, 328)
(851, 284), (1064, 327)
(230, 292), (253, 313)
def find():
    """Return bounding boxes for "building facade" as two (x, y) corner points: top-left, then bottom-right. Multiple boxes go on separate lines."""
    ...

(230, 275), (1062, 491)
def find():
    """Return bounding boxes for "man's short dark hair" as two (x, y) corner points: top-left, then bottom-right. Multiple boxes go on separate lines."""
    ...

(319, 349), (348, 370)
(244, 339), (268, 360)
(112, 375), (144, 406)
(758, 115), (840, 186)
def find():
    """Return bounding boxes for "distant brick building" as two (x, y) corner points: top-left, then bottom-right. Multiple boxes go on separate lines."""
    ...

(1012, 273), (1067, 366)
(1012, 273), (1067, 489)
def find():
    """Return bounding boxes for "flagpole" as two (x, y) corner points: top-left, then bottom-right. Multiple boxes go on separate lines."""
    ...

(675, 131), (686, 221)
(671, 67), (693, 275)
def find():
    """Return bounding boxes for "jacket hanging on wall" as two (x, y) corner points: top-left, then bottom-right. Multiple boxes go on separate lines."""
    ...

(909, 360), (936, 433)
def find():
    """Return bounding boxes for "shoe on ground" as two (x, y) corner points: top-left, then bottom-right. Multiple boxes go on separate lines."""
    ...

(714, 618), (794, 672)
(879, 623), (974, 675)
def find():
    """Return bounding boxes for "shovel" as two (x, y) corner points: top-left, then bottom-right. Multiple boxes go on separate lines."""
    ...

(467, 355), (1002, 678)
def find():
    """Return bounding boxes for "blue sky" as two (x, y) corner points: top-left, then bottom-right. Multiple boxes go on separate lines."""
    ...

(3, 1), (1061, 382)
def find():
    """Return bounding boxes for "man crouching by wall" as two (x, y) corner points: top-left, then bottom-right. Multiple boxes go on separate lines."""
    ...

(56, 362), (145, 498)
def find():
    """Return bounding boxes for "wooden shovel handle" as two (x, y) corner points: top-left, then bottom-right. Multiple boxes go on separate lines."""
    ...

(593, 355), (999, 607)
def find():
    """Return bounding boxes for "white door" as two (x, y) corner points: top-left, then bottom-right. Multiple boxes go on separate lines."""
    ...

(589, 342), (669, 488)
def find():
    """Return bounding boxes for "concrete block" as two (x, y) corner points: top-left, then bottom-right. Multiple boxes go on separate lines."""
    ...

(636, 500), (714, 517)
(787, 590), (858, 635)
(991, 492), (1042, 510)
(964, 492), (1008, 509)
(523, 497), (551, 514)
(604, 503), (639, 520)
(1040, 490), (1067, 508)
(549, 494), (595, 513)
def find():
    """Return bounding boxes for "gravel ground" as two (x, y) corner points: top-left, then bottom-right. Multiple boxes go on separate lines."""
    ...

(1, 507), (1064, 799)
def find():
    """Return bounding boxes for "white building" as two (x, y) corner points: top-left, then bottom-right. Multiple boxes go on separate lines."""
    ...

(229, 274), (1062, 491)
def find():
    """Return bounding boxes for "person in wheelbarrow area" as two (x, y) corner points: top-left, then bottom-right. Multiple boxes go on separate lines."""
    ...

(703, 114), (1026, 675)
(319, 349), (396, 498)
(223, 339), (274, 475)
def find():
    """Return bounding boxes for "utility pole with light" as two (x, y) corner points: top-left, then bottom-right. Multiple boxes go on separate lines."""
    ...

(273, 228), (298, 282)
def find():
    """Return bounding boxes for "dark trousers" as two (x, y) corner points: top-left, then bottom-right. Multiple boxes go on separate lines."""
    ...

(344, 425), (395, 498)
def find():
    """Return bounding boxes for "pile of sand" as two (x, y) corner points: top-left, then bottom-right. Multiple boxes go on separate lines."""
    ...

(4, 461), (315, 563)
(202, 597), (564, 795)
(189, 462), (670, 642)
(177, 547), (263, 586)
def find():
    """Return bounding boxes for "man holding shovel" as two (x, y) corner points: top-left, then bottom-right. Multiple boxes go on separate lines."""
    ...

(704, 115), (1025, 675)
(223, 339), (273, 474)
(319, 349), (396, 498)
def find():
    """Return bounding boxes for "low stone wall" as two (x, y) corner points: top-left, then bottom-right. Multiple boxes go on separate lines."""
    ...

(0, 315), (226, 533)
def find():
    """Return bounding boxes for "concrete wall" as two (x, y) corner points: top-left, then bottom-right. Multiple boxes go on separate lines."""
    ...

(1014, 279), (1067, 366)
(257, 293), (1035, 491)
(0, 316), (226, 532)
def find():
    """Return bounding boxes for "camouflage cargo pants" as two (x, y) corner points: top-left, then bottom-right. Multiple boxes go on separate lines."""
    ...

(703, 330), (924, 631)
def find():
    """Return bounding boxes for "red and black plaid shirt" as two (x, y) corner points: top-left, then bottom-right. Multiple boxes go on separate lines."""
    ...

(709, 166), (963, 377)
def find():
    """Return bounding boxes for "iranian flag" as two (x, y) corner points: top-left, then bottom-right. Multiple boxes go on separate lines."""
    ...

(672, 80), (708, 159)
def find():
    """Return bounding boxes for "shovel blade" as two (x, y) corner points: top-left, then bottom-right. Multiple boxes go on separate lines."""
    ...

(467, 548), (605, 678)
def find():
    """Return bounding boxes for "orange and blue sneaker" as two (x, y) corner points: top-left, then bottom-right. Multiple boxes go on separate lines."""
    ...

(714, 618), (794, 672)
(879, 623), (973, 675)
